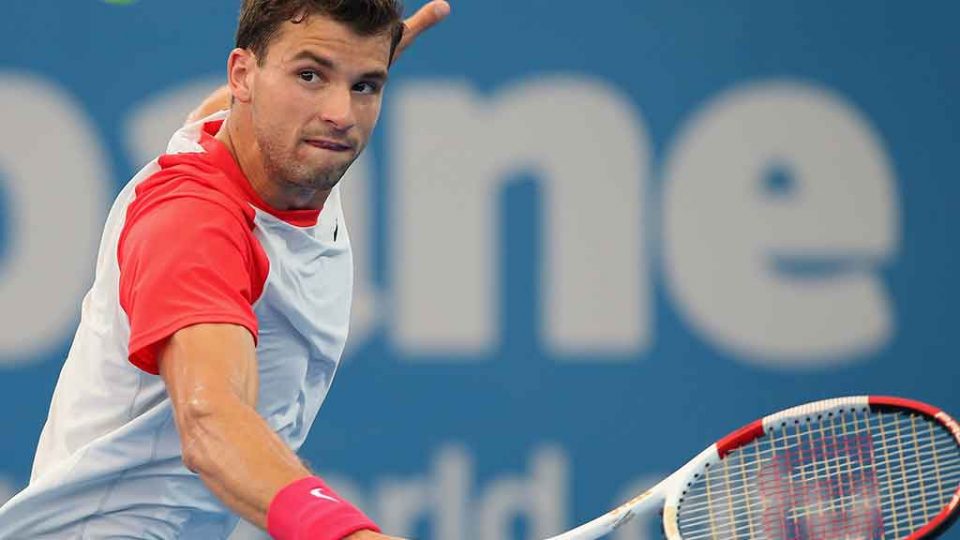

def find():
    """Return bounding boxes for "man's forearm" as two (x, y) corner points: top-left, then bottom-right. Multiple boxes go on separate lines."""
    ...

(179, 400), (382, 539)
(176, 391), (311, 529)
(160, 324), (380, 538)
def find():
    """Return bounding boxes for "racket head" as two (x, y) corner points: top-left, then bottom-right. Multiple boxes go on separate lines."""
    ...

(662, 396), (960, 540)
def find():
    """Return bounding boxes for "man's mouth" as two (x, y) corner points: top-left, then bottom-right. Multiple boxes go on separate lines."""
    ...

(305, 139), (353, 152)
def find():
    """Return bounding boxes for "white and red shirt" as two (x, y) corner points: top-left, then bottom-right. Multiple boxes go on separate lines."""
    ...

(0, 111), (354, 539)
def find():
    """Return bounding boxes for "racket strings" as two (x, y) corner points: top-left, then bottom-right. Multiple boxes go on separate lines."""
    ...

(676, 416), (945, 491)
(676, 409), (960, 540)
(676, 464), (960, 518)
(679, 487), (945, 528)
(675, 439), (960, 513)
(708, 415), (944, 476)
(700, 435), (955, 489)
(676, 470), (958, 532)
(675, 430), (957, 516)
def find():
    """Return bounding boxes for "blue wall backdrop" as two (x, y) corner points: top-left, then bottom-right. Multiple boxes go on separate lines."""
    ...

(1, 1), (958, 538)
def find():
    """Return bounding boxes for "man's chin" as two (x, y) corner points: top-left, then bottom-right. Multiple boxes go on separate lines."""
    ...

(301, 149), (356, 169)
(301, 164), (352, 190)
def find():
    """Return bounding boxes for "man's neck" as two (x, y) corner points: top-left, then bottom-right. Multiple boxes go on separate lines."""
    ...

(214, 114), (330, 211)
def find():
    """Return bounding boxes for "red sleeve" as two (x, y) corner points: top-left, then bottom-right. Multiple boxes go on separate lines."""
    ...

(118, 193), (267, 375)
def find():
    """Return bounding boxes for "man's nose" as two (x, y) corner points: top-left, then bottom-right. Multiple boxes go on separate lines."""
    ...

(320, 86), (355, 132)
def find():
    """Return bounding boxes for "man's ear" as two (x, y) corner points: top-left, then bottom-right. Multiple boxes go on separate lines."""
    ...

(227, 48), (256, 104)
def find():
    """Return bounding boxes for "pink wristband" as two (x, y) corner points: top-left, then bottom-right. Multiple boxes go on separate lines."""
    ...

(267, 476), (379, 540)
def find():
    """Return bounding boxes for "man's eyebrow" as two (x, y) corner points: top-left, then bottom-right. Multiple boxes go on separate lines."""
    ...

(290, 50), (389, 82)
(291, 50), (336, 69)
(360, 69), (389, 84)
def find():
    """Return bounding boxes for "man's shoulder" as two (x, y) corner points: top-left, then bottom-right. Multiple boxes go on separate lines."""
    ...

(129, 154), (255, 233)
(127, 114), (255, 228)
(117, 159), (269, 293)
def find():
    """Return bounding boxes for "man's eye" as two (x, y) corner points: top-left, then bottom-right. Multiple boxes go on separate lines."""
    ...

(299, 71), (320, 83)
(354, 82), (380, 95)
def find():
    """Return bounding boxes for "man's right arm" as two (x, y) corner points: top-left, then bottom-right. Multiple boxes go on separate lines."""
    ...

(119, 191), (396, 539)
(159, 322), (400, 539)
(159, 322), (305, 528)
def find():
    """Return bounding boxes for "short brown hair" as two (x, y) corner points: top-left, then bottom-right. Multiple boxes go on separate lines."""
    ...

(236, 0), (405, 65)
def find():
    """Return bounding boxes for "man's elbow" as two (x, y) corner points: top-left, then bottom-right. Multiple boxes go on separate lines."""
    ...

(175, 393), (225, 475)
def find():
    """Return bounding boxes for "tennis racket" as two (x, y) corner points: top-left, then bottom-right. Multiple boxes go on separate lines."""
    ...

(547, 396), (960, 540)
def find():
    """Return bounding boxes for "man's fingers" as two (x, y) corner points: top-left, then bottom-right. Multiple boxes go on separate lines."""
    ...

(396, 0), (451, 58)
(404, 0), (451, 37)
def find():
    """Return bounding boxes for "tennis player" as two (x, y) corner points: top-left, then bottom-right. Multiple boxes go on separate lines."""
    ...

(0, 1), (449, 538)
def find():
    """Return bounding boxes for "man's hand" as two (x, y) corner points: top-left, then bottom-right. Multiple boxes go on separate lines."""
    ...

(185, 0), (451, 123)
(396, 0), (451, 59)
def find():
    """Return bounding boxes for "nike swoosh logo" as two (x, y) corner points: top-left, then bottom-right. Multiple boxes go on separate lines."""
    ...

(310, 487), (340, 503)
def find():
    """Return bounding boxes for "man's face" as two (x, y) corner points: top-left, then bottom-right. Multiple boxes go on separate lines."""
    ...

(249, 15), (391, 193)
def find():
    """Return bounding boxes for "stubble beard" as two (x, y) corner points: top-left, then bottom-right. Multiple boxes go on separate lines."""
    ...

(260, 135), (359, 194)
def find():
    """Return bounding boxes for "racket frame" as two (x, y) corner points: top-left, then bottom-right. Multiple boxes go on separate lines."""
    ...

(547, 396), (960, 540)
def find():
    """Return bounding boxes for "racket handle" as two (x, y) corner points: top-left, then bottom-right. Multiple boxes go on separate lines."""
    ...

(544, 488), (657, 540)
